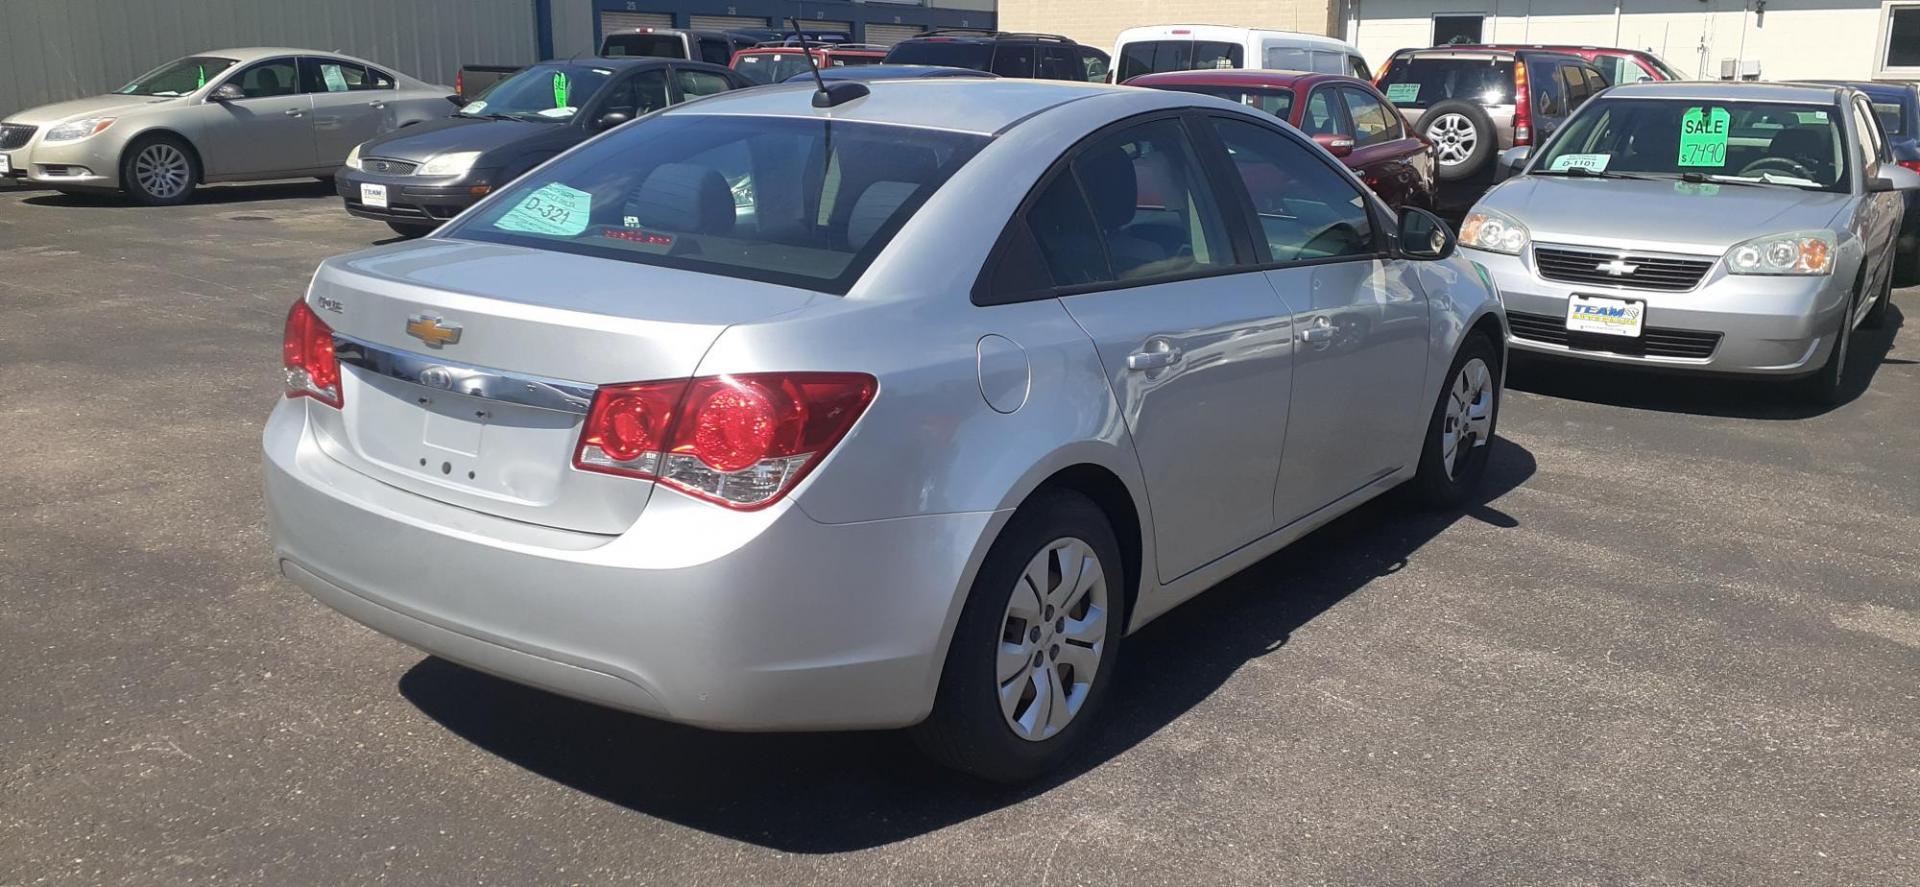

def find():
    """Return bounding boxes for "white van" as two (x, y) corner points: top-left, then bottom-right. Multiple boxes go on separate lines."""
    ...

(1110, 25), (1371, 83)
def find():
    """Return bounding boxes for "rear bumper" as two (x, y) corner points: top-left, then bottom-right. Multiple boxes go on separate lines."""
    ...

(336, 166), (493, 227)
(1467, 244), (1845, 376)
(263, 398), (997, 730)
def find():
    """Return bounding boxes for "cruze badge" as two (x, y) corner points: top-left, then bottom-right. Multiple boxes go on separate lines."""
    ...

(405, 313), (462, 348)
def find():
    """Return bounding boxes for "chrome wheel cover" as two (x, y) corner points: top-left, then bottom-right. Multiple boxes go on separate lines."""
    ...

(996, 536), (1109, 742)
(1442, 357), (1495, 479)
(1427, 113), (1479, 167)
(133, 143), (190, 199)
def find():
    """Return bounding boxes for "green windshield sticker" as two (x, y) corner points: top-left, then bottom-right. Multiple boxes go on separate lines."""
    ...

(1679, 106), (1730, 167)
(1673, 181), (1721, 197)
(1385, 83), (1420, 103)
(196, 65), (206, 88)
(552, 72), (570, 108)
(321, 64), (349, 92)
(1548, 153), (1611, 172)
(494, 183), (591, 236)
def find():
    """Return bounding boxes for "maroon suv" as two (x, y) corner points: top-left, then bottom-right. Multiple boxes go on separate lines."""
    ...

(1127, 69), (1437, 213)
(1450, 44), (1685, 85)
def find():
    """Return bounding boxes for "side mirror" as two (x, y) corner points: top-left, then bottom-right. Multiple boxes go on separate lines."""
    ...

(1869, 164), (1920, 192)
(208, 83), (244, 102)
(1397, 207), (1456, 261)
(1495, 145), (1532, 182)
(592, 111), (632, 132)
(1312, 132), (1356, 158)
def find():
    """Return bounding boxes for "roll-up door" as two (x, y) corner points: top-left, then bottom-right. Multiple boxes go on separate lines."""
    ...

(864, 23), (925, 46)
(600, 11), (672, 34)
(690, 14), (771, 31)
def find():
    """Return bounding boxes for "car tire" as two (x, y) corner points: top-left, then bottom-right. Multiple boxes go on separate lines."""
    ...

(911, 490), (1126, 784)
(1410, 332), (1501, 508)
(1805, 272), (1863, 405)
(1417, 101), (1497, 183)
(1864, 257), (1895, 329)
(386, 221), (435, 238)
(119, 134), (198, 206)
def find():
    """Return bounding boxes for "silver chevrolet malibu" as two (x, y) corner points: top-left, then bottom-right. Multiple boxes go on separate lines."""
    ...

(1465, 81), (1918, 403)
(263, 79), (1506, 781)
(0, 48), (451, 204)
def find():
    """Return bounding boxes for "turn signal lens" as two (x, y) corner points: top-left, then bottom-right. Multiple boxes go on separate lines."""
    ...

(1725, 230), (1835, 276)
(574, 372), (876, 509)
(282, 299), (342, 408)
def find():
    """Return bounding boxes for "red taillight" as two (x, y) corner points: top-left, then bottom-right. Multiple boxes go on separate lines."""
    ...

(1900, 160), (1920, 174)
(454, 70), (463, 95)
(282, 299), (341, 408)
(574, 372), (876, 510)
(1512, 61), (1532, 146)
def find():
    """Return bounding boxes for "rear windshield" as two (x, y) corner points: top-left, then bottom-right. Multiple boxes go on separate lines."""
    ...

(830, 54), (882, 67)
(602, 33), (687, 59)
(458, 64), (614, 121)
(732, 53), (814, 85)
(884, 41), (994, 70)
(1377, 56), (1514, 108)
(1872, 101), (1907, 136)
(1157, 85), (1295, 121)
(446, 115), (988, 294)
(1116, 41), (1244, 82)
(1536, 98), (1850, 191)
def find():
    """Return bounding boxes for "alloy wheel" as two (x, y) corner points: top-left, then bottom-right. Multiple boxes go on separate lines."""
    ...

(996, 537), (1108, 742)
(1442, 357), (1495, 479)
(134, 143), (191, 200)
(1427, 113), (1478, 167)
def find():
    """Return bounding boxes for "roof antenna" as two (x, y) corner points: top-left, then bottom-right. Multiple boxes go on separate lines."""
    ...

(792, 16), (867, 108)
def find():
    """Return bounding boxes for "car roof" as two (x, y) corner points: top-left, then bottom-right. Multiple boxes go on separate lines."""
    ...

(205, 47), (369, 63)
(895, 31), (1079, 46)
(786, 65), (1000, 83)
(1605, 80), (1845, 104)
(1113, 25), (1356, 51)
(1449, 43), (1648, 57)
(526, 55), (687, 70)
(1393, 46), (1585, 62)
(1800, 79), (1919, 101)
(663, 79), (1174, 135)
(1125, 69), (1350, 90)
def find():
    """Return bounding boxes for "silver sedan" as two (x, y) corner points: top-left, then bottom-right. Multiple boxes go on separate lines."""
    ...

(0, 48), (451, 204)
(1465, 81), (1919, 403)
(262, 79), (1505, 781)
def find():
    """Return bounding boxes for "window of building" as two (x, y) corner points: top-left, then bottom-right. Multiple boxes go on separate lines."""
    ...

(1432, 14), (1486, 46)
(1881, 4), (1920, 75)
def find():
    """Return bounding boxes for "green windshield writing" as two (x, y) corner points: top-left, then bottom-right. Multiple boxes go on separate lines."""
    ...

(1678, 106), (1730, 167)
(553, 72), (570, 108)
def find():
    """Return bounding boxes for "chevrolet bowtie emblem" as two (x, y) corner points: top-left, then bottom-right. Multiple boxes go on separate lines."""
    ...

(405, 313), (463, 348)
(1596, 258), (1640, 276)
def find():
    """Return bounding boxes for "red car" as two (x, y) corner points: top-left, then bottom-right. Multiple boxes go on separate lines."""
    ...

(730, 44), (887, 86)
(1446, 44), (1685, 85)
(1127, 70), (1437, 212)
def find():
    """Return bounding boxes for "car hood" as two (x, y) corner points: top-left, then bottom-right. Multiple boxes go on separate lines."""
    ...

(4, 94), (184, 125)
(1479, 176), (1856, 254)
(356, 116), (574, 163)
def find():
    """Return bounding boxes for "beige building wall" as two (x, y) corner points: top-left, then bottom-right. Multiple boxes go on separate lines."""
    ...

(1000, 0), (1341, 56)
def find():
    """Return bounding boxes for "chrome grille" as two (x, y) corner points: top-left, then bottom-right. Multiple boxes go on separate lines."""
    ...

(1533, 245), (1716, 292)
(1507, 310), (1721, 360)
(362, 157), (419, 175)
(0, 124), (35, 151)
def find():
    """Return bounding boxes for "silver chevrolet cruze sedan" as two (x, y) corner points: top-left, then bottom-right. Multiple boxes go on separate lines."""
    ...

(0, 48), (450, 204)
(263, 79), (1506, 781)
(1466, 81), (1918, 403)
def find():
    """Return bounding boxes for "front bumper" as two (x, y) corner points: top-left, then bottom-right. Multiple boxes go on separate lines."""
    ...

(262, 399), (995, 731)
(336, 165), (495, 227)
(1466, 243), (1846, 376)
(0, 133), (118, 189)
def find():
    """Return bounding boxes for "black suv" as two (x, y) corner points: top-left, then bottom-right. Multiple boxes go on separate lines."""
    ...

(883, 30), (1110, 82)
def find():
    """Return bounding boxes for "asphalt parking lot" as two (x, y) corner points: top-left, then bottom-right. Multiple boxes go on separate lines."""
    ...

(1, 179), (1915, 887)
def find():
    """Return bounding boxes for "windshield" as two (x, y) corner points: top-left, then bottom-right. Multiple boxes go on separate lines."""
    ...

(459, 65), (615, 121)
(602, 33), (687, 59)
(1535, 98), (1850, 191)
(116, 56), (237, 97)
(733, 53), (815, 85)
(1377, 56), (1514, 109)
(446, 115), (988, 295)
(884, 41), (994, 70)
(1157, 85), (1295, 120)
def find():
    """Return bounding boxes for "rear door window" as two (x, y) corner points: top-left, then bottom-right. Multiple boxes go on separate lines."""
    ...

(1530, 60), (1568, 118)
(883, 40), (994, 70)
(1265, 47), (1311, 72)
(1871, 100), (1907, 136)
(1376, 56), (1515, 109)
(990, 43), (1038, 78)
(602, 34), (687, 59)
(1078, 47), (1110, 82)
(1037, 46), (1081, 81)
(448, 115), (987, 295)
(1301, 88), (1350, 136)
(697, 38), (733, 66)
(299, 59), (385, 93)
(1342, 87), (1402, 147)
(675, 67), (732, 99)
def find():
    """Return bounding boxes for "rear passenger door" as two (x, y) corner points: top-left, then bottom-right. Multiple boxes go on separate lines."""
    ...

(1203, 115), (1429, 526)
(1016, 115), (1296, 582)
(300, 57), (388, 163)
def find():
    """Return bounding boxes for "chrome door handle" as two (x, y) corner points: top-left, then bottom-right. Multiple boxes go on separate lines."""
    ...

(1126, 340), (1181, 371)
(367, 101), (386, 109)
(283, 108), (304, 117)
(1300, 318), (1335, 344)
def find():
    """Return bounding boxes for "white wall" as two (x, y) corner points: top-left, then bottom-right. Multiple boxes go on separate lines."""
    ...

(1349, 0), (1894, 82)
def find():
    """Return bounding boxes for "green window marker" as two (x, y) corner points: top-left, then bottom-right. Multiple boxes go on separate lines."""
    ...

(553, 72), (569, 108)
(196, 65), (206, 88)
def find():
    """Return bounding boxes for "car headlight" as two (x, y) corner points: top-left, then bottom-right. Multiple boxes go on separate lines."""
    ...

(419, 151), (483, 176)
(1725, 230), (1834, 276)
(1458, 208), (1530, 255)
(344, 143), (363, 170)
(43, 116), (116, 144)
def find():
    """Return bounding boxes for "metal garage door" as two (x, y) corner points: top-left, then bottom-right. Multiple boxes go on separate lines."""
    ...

(864, 24), (926, 46)
(600, 11), (673, 35)
(690, 14), (770, 31)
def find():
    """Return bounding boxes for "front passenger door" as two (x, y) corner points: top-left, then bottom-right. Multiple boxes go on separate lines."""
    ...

(201, 57), (316, 177)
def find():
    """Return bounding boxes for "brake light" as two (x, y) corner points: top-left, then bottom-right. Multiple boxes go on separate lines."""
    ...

(1900, 159), (1920, 174)
(1373, 59), (1391, 87)
(282, 299), (341, 408)
(574, 372), (876, 509)
(454, 70), (463, 96)
(1513, 61), (1532, 146)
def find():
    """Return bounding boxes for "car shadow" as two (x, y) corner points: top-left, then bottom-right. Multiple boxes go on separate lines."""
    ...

(398, 437), (1537, 853)
(1508, 301), (1904, 419)
(20, 178), (334, 207)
